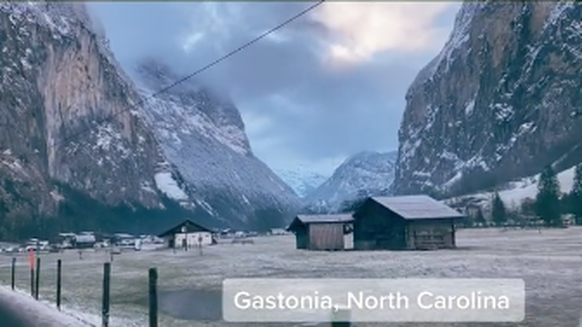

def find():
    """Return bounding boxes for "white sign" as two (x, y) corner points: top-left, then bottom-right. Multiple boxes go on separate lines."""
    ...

(222, 278), (525, 323)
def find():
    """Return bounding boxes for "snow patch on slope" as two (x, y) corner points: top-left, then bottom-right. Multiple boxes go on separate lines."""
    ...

(154, 172), (188, 200)
(445, 166), (576, 209)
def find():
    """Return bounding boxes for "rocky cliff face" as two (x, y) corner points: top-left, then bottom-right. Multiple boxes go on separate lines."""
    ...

(0, 2), (170, 231)
(0, 2), (299, 237)
(305, 151), (397, 210)
(394, 1), (582, 197)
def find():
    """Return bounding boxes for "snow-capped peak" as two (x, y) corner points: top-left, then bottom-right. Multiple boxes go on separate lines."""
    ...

(273, 167), (329, 198)
(305, 150), (398, 209)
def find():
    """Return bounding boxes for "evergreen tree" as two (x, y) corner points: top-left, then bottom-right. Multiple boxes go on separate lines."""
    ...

(474, 208), (486, 226)
(569, 163), (582, 224)
(520, 198), (536, 216)
(250, 207), (286, 232)
(338, 198), (367, 213)
(491, 192), (507, 225)
(535, 165), (562, 226)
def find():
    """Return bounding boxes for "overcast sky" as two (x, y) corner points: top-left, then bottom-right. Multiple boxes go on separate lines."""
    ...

(88, 2), (461, 176)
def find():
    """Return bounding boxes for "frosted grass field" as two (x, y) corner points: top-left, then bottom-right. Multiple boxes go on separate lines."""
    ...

(1, 228), (582, 327)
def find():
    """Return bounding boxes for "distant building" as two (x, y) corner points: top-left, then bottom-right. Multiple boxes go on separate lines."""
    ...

(270, 228), (288, 235)
(57, 233), (76, 248)
(287, 214), (354, 251)
(114, 233), (137, 246)
(72, 234), (96, 249)
(353, 195), (465, 251)
(158, 219), (213, 249)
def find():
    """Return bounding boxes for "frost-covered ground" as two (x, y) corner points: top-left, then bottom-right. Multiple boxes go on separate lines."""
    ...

(1, 229), (582, 327)
(0, 285), (93, 326)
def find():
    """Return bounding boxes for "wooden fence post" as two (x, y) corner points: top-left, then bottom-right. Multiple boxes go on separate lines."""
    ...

(34, 257), (40, 300)
(331, 305), (351, 327)
(30, 265), (34, 297)
(56, 259), (62, 310)
(149, 268), (158, 327)
(102, 262), (111, 327)
(11, 257), (15, 290)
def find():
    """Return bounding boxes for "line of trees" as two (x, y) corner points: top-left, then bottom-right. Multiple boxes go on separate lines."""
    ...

(467, 163), (582, 227)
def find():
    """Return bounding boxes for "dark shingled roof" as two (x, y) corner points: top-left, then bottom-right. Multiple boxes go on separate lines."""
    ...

(158, 219), (212, 237)
(296, 214), (354, 223)
(370, 195), (464, 220)
(287, 214), (354, 232)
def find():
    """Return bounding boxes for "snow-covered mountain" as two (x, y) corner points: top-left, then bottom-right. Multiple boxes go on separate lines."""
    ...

(129, 59), (301, 227)
(0, 2), (173, 237)
(0, 2), (299, 238)
(394, 2), (582, 198)
(304, 151), (398, 210)
(273, 167), (328, 198)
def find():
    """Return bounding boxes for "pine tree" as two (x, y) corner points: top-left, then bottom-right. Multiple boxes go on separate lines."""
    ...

(570, 163), (582, 224)
(535, 165), (562, 226)
(339, 198), (367, 213)
(520, 198), (536, 216)
(474, 208), (486, 226)
(491, 192), (507, 226)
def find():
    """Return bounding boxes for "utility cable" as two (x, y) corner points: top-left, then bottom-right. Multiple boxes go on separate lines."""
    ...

(55, 0), (325, 149)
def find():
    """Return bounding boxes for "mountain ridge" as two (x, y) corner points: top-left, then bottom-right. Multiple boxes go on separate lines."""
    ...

(0, 2), (299, 238)
(304, 150), (398, 211)
(131, 58), (301, 227)
(394, 1), (582, 197)
(273, 167), (328, 198)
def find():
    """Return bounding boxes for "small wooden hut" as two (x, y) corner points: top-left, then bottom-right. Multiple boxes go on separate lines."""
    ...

(353, 195), (464, 250)
(287, 214), (354, 251)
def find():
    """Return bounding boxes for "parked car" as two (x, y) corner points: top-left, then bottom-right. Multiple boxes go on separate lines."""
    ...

(6, 246), (19, 253)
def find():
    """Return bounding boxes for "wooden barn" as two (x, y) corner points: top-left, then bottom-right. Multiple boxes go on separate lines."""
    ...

(287, 214), (354, 251)
(158, 219), (214, 249)
(353, 195), (464, 251)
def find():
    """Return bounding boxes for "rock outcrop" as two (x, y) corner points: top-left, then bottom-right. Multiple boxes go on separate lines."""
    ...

(0, 2), (299, 237)
(394, 2), (582, 197)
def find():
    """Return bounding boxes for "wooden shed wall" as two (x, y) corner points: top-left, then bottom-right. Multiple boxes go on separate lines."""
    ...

(294, 225), (309, 249)
(308, 223), (344, 250)
(353, 200), (407, 250)
(406, 219), (455, 250)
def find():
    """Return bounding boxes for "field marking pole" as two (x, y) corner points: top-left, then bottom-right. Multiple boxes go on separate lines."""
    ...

(331, 305), (351, 327)
(102, 262), (111, 327)
(148, 268), (158, 327)
(34, 257), (40, 300)
(29, 250), (34, 297)
(11, 257), (15, 290)
(56, 259), (62, 310)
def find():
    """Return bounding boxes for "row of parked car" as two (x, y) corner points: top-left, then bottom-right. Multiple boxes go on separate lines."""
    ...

(0, 238), (62, 254)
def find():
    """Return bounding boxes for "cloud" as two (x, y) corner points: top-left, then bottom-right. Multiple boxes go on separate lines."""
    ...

(311, 2), (455, 65)
(88, 2), (460, 175)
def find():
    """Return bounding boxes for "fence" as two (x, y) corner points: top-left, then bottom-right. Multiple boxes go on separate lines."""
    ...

(3, 252), (351, 327)
(2, 253), (159, 327)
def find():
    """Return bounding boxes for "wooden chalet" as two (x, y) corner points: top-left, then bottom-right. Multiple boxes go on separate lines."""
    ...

(287, 214), (354, 251)
(353, 195), (464, 251)
(158, 219), (214, 249)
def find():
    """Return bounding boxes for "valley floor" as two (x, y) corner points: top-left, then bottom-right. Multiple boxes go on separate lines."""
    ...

(0, 228), (581, 327)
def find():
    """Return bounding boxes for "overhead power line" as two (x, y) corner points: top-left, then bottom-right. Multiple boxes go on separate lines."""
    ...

(56, 0), (325, 149)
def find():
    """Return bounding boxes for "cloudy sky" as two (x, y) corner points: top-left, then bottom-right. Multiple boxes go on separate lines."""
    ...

(88, 2), (461, 176)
